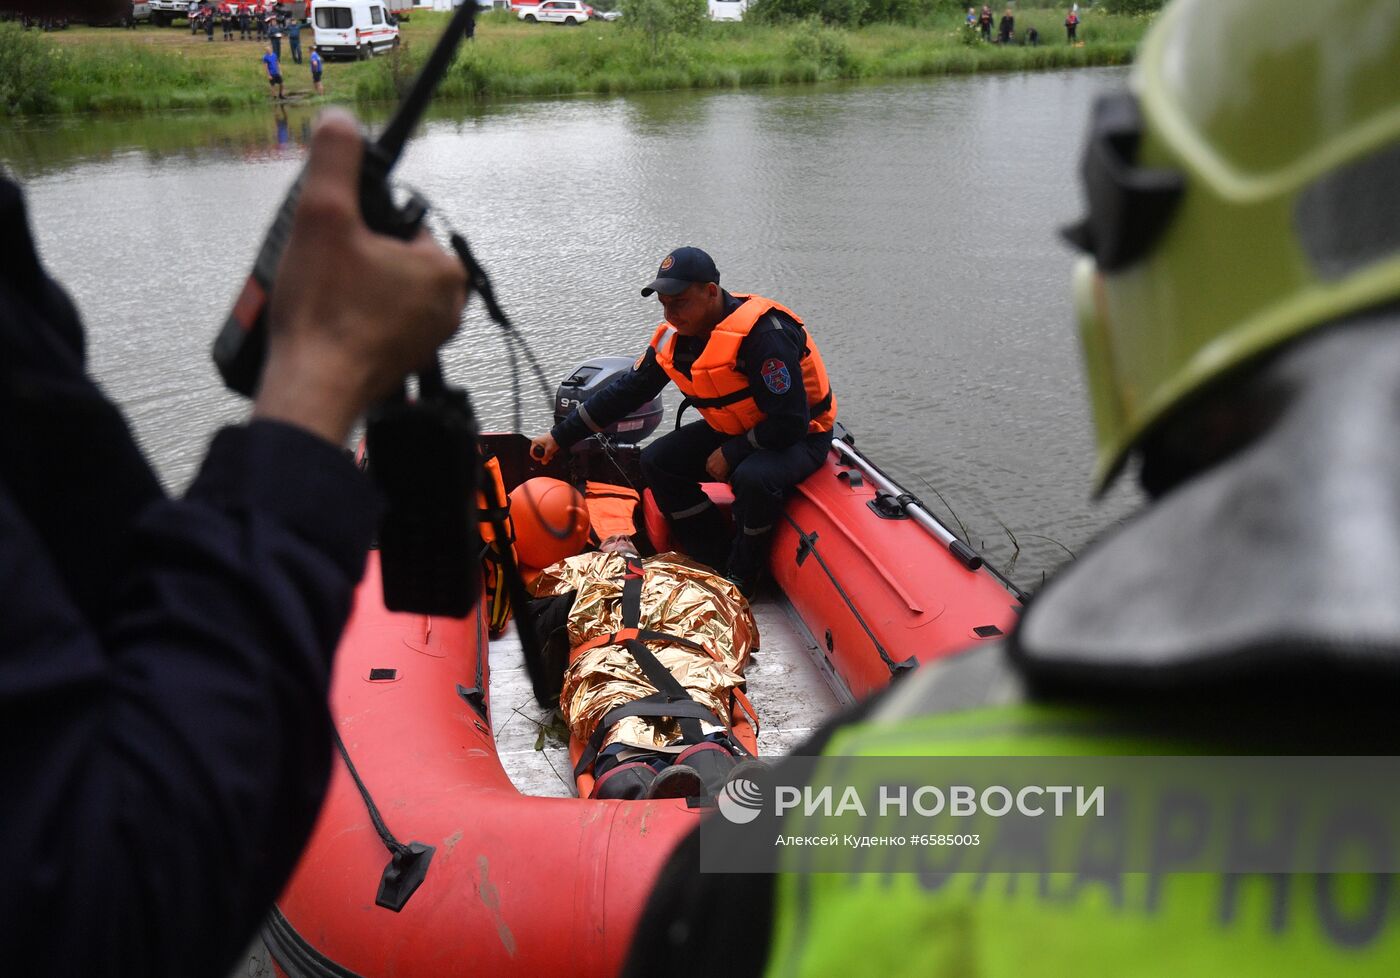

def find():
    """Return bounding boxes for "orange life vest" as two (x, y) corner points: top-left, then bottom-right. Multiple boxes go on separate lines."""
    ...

(478, 453), (516, 635)
(647, 294), (836, 437)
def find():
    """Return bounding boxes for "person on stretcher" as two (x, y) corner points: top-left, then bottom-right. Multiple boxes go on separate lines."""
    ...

(527, 534), (761, 801)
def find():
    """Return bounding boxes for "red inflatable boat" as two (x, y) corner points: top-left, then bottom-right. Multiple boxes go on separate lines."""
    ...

(257, 427), (1022, 978)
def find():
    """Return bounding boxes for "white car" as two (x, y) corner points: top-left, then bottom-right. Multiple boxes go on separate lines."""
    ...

(517, 0), (590, 25)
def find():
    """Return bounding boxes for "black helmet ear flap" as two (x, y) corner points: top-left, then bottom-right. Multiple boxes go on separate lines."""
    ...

(1061, 93), (1186, 272)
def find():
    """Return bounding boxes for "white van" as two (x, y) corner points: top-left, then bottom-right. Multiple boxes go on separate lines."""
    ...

(312, 1), (401, 60)
(707, 0), (746, 21)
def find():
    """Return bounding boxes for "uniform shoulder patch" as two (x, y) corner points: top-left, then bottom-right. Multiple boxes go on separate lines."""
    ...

(760, 357), (792, 395)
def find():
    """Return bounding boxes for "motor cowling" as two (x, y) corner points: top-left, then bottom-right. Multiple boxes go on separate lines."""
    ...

(554, 356), (663, 444)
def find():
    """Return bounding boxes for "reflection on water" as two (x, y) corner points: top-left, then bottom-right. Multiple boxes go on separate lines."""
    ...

(2, 73), (1142, 589)
(0, 105), (318, 178)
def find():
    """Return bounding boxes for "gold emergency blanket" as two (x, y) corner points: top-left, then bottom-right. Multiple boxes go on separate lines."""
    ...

(532, 551), (758, 753)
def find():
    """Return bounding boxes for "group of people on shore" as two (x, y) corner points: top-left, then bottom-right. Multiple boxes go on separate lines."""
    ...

(191, 2), (296, 48)
(967, 4), (1083, 46)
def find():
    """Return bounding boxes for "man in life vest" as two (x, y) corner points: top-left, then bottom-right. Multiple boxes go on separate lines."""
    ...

(531, 247), (836, 596)
(526, 535), (761, 801)
(622, 1), (1400, 975)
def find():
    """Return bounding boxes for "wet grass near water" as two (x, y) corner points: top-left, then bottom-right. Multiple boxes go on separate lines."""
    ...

(1, 10), (1147, 117)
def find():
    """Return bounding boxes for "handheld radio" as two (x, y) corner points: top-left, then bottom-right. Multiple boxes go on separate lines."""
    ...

(213, 4), (477, 395)
(214, 5), (484, 618)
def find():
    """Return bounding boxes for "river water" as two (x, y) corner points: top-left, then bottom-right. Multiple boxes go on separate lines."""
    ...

(2, 68), (1142, 590)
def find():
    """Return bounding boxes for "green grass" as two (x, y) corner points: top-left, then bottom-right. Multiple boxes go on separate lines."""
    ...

(1, 9), (1147, 118)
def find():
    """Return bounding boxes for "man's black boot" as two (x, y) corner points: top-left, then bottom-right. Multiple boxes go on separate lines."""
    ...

(668, 503), (731, 572)
(675, 742), (739, 796)
(724, 527), (770, 598)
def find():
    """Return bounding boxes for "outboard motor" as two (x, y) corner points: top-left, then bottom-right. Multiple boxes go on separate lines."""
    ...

(554, 356), (664, 444)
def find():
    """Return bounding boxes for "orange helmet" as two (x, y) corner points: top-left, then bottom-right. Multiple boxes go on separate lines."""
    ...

(508, 478), (590, 570)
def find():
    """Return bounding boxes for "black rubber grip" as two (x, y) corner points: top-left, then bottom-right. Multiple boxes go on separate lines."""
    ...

(950, 538), (984, 571)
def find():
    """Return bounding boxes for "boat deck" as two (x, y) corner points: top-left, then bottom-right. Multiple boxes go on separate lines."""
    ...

(489, 590), (848, 798)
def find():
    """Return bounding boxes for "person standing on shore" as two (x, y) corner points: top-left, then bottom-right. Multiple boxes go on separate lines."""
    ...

(288, 15), (302, 64)
(262, 41), (284, 99)
(310, 47), (324, 96)
(997, 7), (1014, 43)
(1065, 5), (1079, 42)
(268, 12), (282, 61)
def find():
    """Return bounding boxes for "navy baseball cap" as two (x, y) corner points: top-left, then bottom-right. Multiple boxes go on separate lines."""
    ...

(641, 247), (720, 297)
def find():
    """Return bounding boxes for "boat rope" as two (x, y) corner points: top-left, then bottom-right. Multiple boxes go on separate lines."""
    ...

(780, 511), (916, 678)
(332, 729), (403, 855)
(447, 231), (553, 436)
(593, 433), (641, 493)
(332, 729), (435, 912)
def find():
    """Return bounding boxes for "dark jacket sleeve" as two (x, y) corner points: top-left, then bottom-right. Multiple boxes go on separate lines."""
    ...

(551, 348), (670, 449)
(1, 422), (376, 978)
(720, 313), (812, 469)
(1, 178), (378, 978)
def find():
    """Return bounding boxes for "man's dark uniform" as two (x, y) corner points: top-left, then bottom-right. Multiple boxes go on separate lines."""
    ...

(0, 175), (376, 976)
(552, 286), (831, 588)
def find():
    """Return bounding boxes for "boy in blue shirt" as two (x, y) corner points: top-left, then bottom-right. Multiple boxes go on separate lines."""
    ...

(261, 43), (283, 99)
(310, 48), (324, 96)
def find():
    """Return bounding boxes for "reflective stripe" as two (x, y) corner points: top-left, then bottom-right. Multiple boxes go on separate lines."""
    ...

(578, 403), (603, 433)
(658, 325), (677, 357)
(747, 428), (762, 449)
(670, 499), (714, 520)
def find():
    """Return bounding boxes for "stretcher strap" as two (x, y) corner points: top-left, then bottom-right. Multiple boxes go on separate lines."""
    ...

(571, 556), (719, 777)
(731, 686), (759, 735)
(573, 694), (723, 780)
(572, 627), (708, 657)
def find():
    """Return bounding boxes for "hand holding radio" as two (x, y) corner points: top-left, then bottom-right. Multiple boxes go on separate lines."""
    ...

(218, 5), (508, 619)
(251, 112), (467, 447)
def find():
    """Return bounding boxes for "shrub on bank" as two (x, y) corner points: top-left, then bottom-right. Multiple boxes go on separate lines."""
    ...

(623, 0), (708, 59)
(785, 19), (857, 80)
(2, 23), (262, 114)
(0, 23), (58, 115)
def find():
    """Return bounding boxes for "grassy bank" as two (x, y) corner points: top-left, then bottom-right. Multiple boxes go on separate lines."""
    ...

(1, 9), (1147, 117)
